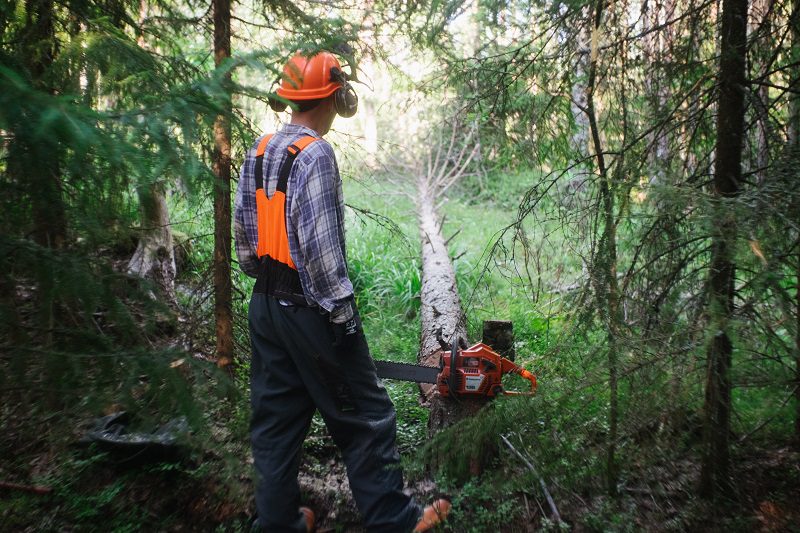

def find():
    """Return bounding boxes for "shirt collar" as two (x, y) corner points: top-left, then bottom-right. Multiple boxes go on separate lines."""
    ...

(280, 123), (321, 138)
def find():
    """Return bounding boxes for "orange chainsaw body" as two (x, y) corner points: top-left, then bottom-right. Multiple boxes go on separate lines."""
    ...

(437, 342), (537, 398)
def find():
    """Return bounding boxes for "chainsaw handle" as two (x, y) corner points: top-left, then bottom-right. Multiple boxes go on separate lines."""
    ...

(499, 358), (538, 396)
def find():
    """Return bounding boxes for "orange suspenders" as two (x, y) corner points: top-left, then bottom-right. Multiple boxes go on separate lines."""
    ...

(253, 134), (320, 270)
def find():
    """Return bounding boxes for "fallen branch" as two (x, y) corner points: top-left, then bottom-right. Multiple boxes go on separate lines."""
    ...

(501, 435), (562, 524)
(0, 481), (53, 494)
(444, 228), (462, 247)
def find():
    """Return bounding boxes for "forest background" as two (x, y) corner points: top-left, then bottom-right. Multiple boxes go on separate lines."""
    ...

(1, 0), (799, 531)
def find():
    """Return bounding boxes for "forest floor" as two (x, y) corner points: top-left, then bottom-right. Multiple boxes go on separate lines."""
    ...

(3, 399), (800, 532)
(2, 172), (800, 532)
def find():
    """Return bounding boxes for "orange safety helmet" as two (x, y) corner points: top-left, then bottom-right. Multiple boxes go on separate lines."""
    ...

(270, 52), (358, 117)
(277, 52), (342, 100)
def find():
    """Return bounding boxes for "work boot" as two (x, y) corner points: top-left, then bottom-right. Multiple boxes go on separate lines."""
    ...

(413, 499), (451, 532)
(300, 506), (315, 532)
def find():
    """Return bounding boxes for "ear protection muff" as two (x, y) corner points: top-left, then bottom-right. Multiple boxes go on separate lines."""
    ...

(330, 67), (358, 118)
(268, 97), (287, 113)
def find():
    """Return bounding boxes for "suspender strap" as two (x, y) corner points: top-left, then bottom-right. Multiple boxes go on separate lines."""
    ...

(277, 136), (321, 193)
(254, 134), (320, 193)
(253, 134), (272, 191)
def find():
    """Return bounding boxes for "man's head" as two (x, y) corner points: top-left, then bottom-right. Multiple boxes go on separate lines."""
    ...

(269, 52), (358, 135)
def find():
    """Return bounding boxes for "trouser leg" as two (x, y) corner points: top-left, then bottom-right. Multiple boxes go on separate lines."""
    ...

(266, 299), (421, 533)
(249, 294), (315, 533)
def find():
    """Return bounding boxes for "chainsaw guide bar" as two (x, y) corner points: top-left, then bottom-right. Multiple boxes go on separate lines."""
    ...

(374, 360), (439, 384)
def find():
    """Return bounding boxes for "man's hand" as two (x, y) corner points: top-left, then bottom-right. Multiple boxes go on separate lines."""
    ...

(330, 300), (355, 324)
(331, 302), (362, 347)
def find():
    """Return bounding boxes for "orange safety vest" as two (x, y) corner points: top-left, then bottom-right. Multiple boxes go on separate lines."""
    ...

(252, 133), (320, 302)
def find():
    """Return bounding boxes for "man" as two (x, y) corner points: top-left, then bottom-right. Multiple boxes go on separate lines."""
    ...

(234, 52), (450, 532)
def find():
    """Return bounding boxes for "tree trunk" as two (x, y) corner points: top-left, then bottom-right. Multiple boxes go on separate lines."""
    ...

(127, 0), (176, 302)
(751, 0), (771, 185)
(585, 0), (621, 497)
(362, 97), (378, 167)
(790, 0), (800, 448)
(643, 0), (675, 187)
(570, 14), (591, 157)
(796, 248), (800, 446)
(127, 182), (176, 301)
(417, 187), (486, 434)
(213, 0), (233, 372)
(24, 0), (66, 250)
(699, 0), (748, 500)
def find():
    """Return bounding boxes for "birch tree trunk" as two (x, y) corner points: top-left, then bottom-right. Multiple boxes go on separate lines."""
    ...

(213, 0), (234, 372)
(699, 0), (748, 499)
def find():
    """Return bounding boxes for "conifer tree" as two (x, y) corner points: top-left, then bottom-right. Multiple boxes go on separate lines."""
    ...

(699, 0), (749, 499)
(213, 0), (234, 372)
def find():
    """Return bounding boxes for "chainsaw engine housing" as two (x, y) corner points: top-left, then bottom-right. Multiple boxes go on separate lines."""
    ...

(438, 342), (505, 398)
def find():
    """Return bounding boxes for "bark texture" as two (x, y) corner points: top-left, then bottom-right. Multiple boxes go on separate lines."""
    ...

(414, 119), (484, 435)
(213, 0), (233, 371)
(699, 0), (748, 499)
(418, 191), (487, 434)
(127, 182), (176, 301)
(127, 1), (176, 302)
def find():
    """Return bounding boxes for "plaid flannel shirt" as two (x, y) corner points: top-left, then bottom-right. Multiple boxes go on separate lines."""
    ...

(234, 124), (354, 322)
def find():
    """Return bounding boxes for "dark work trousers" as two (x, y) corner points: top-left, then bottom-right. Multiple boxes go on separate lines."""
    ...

(248, 293), (421, 533)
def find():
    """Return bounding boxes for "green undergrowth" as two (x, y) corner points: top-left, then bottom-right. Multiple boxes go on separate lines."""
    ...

(343, 168), (800, 531)
(5, 163), (797, 531)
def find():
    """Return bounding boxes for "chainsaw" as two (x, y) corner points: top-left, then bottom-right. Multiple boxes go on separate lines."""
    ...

(374, 341), (537, 398)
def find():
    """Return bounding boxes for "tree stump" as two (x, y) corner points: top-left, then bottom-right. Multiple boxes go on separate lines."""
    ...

(482, 320), (515, 361)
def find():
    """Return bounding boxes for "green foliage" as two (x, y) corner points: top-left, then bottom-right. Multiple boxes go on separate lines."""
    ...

(2, 0), (800, 529)
(441, 473), (521, 533)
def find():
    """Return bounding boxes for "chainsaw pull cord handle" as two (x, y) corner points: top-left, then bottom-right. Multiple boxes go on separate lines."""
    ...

(499, 357), (538, 396)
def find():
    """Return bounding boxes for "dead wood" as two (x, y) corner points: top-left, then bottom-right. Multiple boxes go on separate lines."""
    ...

(413, 116), (487, 435)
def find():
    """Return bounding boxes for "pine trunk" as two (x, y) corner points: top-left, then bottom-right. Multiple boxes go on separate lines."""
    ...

(213, 0), (233, 372)
(699, 0), (747, 499)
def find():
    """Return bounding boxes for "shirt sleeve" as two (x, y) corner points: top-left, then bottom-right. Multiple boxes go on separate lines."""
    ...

(234, 157), (260, 278)
(290, 144), (354, 320)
